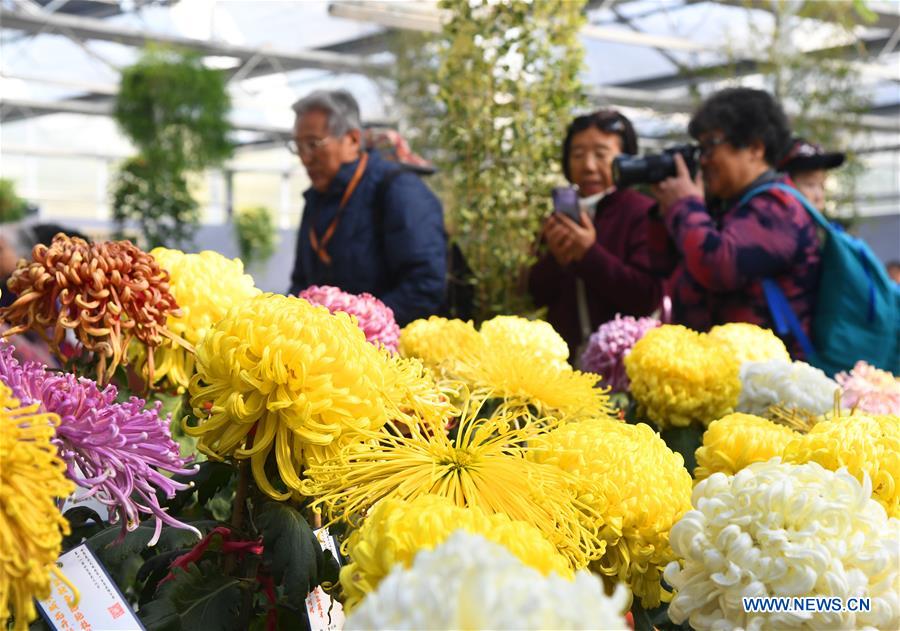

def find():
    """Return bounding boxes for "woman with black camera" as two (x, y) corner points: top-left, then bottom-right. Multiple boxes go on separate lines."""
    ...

(528, 110), (662, 359)
(648, 88), (821, 356)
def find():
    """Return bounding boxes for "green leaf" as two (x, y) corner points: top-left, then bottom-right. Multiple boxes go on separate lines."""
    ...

(631, 600), (655, 631)
(163, 460), (235, 516)
(660, 425), (704, 475)
(248, 604), (309, 631)
(28, 617), (52, 631)
(139, 561), (242, 631)
(256, 502), (340, 603)
(61, 506), (107, 549)
(83, 520), (214, 590)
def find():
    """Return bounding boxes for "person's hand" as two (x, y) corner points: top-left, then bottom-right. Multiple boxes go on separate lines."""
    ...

(553, 211), (596, 262)
(542, 214), (575, 266)
(651, 153), (704, 215)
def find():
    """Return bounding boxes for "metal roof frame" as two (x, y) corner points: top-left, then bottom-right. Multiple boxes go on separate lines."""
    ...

(0, 5), (387, 75)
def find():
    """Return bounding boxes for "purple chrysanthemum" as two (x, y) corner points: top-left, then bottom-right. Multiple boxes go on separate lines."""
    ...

(299, 285), (400, 353)
(579, 314), (660, 392)
(0, 342), (198, 545)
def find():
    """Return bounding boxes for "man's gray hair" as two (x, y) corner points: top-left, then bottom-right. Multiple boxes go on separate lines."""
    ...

(291, 89), (361, 137)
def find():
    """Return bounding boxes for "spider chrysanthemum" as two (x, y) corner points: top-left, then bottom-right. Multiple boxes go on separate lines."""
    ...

(0, 383), (75, 631)
(304, 399), (605, 569)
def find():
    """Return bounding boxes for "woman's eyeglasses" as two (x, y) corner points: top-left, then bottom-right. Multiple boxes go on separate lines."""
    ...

(699, 137), (727, 158)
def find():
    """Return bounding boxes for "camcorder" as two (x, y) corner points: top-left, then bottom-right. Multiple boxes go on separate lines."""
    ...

(612, 144), (700, 188)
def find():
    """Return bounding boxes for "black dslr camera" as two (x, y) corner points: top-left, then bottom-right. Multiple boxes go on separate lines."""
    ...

(612, 145), (700, 188)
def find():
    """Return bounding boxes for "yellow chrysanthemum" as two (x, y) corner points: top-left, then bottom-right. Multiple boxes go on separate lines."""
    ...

(479, 315), (570, 369)
(185, 293), (392, 500)
(694, 413), (798, 482)
(783, 414), (900, 517)
(339, 494), (572, 611)
(708, 322), (790, 365)
(305, 398), (605, 570)
(142, 248), (261, 390)
(380, 352), (457, 429)
(455, 324), (610, 420)
(531, 418), (692, 608)
(0, 383), (75, 631)
(398, 316), (481, 373)
(624, 325), (740, 428)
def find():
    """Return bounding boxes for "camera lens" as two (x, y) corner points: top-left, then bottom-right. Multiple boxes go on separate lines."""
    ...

(612, 145), (698, 188)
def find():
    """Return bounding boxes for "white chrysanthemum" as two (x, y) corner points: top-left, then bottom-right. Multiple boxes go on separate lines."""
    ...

(737, 359), (838, 417)
(345, 530), (630, 631)
(664, 460), (900, 631)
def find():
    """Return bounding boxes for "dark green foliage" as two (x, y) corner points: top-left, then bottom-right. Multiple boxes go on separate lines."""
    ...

(112, 47), (233, 248)
(111, 156), (200, 249)
(114, 48), (233, 173)
(140, 561), (242, 631)
(256, 501), (341, 603)
(82, 520), (217, 592)
(234, 206), (277, 266)
(0, 178), (29, 223)
(660, 425), (705, 476)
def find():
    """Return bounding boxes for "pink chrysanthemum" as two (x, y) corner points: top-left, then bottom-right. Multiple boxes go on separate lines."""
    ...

(580, 314), (660, 392)
(298, 285), (400, 353)
(0, 342), (199, 545)
(835, 361), (900, 414)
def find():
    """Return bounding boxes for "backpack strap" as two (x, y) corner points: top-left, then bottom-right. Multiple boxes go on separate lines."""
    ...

(738, 181), (818, 359)
(761, 278), (817, 359)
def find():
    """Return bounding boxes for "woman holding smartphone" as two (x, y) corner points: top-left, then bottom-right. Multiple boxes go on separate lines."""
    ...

(528, 109), (662, 360)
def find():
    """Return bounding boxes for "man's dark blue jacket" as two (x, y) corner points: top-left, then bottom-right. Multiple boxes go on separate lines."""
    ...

(288, 150), (447, 326)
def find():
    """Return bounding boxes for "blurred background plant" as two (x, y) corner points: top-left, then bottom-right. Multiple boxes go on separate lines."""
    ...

(233, 205), (277, 268)
(112, 47), (233, 248)
(0, 178), (30, 224)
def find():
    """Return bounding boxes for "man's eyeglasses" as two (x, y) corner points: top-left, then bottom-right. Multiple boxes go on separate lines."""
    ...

(287, 137), (332, 156)
(699, 137), (727, 158)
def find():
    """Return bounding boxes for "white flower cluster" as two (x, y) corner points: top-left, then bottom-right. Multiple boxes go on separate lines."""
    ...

(737, 359), (838, 416)
(664, 459), (900, 631)
(344, 530), (630, 630)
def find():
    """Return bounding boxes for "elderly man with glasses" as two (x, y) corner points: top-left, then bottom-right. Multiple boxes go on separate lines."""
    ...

(286, 89), (447, 326)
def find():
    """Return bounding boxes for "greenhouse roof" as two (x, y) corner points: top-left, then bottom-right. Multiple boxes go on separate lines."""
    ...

(1, 0), (898, 221)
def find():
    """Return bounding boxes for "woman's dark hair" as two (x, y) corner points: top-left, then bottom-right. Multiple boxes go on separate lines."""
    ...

(562, 109), (638, 181)
(688, 88), (791, 166)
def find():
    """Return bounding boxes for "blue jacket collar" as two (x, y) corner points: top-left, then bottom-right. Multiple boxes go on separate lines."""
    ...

(305, 151), (383, 201)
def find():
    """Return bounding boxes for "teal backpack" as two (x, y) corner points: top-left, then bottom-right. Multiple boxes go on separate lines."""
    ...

(739, 182), (900, 377)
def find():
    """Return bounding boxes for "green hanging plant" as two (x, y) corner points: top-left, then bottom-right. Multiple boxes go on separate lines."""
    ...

(114, 48), (233, 173)
(234, 206), (278, 267)
(112, 47), (233, 248)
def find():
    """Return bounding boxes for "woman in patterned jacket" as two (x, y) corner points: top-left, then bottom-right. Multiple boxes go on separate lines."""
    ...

(648, 88), (821, 357)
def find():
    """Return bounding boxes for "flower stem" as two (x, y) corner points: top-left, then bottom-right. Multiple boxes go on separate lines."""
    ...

(231, 428), (256, 533)
(231, 459), (250, 532)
